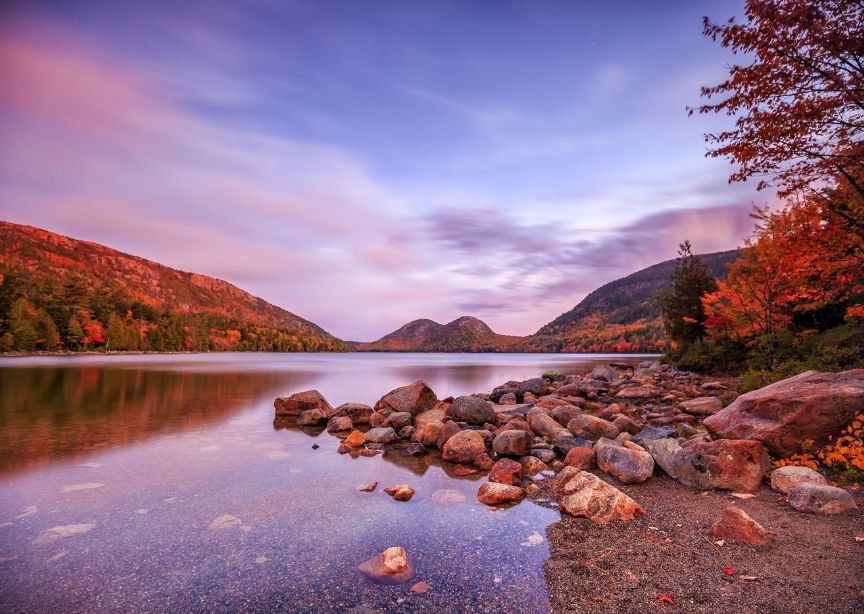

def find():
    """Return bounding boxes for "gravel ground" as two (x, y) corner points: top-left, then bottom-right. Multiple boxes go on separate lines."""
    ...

(538, 474), (864, 613)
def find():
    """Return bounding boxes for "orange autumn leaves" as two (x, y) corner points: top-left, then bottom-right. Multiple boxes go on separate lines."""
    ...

(702, 197), (864, 342)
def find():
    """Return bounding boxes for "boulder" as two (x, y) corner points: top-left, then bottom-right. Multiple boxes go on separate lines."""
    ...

(612, 415), (640, 435)
(770, 466), (827, 494)
(520, 377), (550, 396)
(414, 408), (446, 430)
(297, 408), (327, 426)
(496, 418), (533, 435)
(448, 396), (496, 425)
(365, 427), (398, 445)
(375, 381), (438, 417)
(406, 443), (426, 456)
(529, 412), (570, 440)
(477, 482), (525, 505)
(358, 547), (415, 585)
(703, 370), (864, 456)
(709, 506), (774, 545)
(436, 421), (462, 449)
(643, 438), (682, 478)
(551, 405), (583, 427)
(441, 430), (487, 465)
(274, 390), (333, 418)
(398, 426), (414, 439)
(383, 485), (415, 501)
(412, 422), (444, 447)
(344, 429), (366, 448)
(595, 439), (655, 484)
(567, 415), (620, 441)
(328, 402), (373, 425)
(679, 397), (723, 416)
(787, 483), (858, 514)
(559, 471), (645, 524)
(488, 458), (523, 486)
(590, 364), (621, 383)
(674, 439), (768, 492)
(387, 412), (413, 430)
(564, 446), (595, 470)
(326, 416), (353, 433)
(553, 436), (592, 456)
(492, 430), (533, 458)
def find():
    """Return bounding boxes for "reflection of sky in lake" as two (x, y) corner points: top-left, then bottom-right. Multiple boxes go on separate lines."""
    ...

(0, 353), (649, 611)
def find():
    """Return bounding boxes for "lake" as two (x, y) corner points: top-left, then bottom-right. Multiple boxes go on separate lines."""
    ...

(0, 352), (651, 613)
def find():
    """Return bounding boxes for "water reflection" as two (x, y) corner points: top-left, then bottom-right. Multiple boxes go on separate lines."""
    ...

(0, 367), (293, 475)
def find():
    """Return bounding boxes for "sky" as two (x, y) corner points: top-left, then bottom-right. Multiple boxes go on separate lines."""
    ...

(0, 0), (770, 341)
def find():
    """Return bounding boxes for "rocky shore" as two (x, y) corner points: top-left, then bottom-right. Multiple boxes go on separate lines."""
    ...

(274, 363), (864, 611)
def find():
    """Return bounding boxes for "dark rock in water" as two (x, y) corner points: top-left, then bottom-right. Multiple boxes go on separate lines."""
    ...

(553, 436), (592, 456)
(311, 443), (319, 450)
(448, 396), (496, 425)
(520, 377), (550, 396)
(274, 390), (334, 418)
(406, 442), (426, 456)
(358, 547), (415, 585)
(704, 369), (864, 456)
(492, 430), (533, 458)
(374, 381), (438, 417)
(632, 425), (676, 444)
(365, 427), (398, 445)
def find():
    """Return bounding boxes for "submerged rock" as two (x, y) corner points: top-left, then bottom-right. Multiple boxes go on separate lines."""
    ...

(358, 547), (415, 584)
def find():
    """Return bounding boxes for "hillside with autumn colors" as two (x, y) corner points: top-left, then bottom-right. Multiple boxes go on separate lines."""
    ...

(520, 250), (740, 353)
(0, 220), (345, 352)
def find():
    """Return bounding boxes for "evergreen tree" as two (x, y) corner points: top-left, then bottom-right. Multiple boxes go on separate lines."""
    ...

(659, 241), (718, 345)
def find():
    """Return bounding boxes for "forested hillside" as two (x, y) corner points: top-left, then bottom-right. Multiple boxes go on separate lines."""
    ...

(0, 221), (345, 352)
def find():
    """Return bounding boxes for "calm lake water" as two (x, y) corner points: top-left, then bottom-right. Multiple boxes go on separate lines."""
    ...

(0, 352), (650, 613)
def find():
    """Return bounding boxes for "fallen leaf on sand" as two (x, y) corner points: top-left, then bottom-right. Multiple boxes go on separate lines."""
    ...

(714, 540), (725, 547)
(730, 492), (755, 500)
(658, 593), (675, 606)
(724, 567), (735, 576)
(854, 533), (863, 543)
(740, 576), (759, 582)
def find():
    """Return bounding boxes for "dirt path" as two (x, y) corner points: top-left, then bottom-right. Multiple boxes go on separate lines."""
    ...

(540, 474), (863, 613)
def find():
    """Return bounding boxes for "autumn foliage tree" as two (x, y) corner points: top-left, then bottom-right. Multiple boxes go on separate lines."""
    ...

(693, 0), (864, 236)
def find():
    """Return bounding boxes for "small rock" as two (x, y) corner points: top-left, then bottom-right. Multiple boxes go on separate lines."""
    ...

(595, 439), (655, 484)
(492, 430), (533, 457)
(358, 480), (378, 492)
(387, 412), (413, 430)
(530, 448), (556, 464)
(328, 402), (374, 425)
(567, 415), (620, 441)
(441, 430), (487, 465)
(448, 396), (496, 425)
(787, 483), (858, 515)
(297, 409), (327, 426)
(375, 382), (438, 416)
(477, 482), (525, 505)
(709, 506), (774, 545)
(406, 443), (426, 456)
(436, 421), (462, 449)
(564, 446), (595, 470)
(770, 466), (827, 494)
(680, 397), (723, 416)
(519, 455), (548, 476)
(383, 485), (415, 501)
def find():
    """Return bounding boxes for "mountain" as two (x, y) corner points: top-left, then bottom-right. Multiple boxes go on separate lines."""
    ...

(356, 316), (520, 352)
(0, 220), (345, 352)
(522, 249), (741, 353)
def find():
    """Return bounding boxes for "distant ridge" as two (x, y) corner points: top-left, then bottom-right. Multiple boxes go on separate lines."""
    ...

(0, 220), (345, 352)
(355, 316), (520, 352)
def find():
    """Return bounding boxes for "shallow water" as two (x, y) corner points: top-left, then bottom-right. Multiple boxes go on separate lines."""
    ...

(0, 352), (650, 612)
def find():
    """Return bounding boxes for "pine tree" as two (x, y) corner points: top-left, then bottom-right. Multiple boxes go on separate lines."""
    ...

(659, 241), (718, 345)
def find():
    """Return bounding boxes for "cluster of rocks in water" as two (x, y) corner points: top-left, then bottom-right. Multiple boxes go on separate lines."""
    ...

(274, 364), (863, 582)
